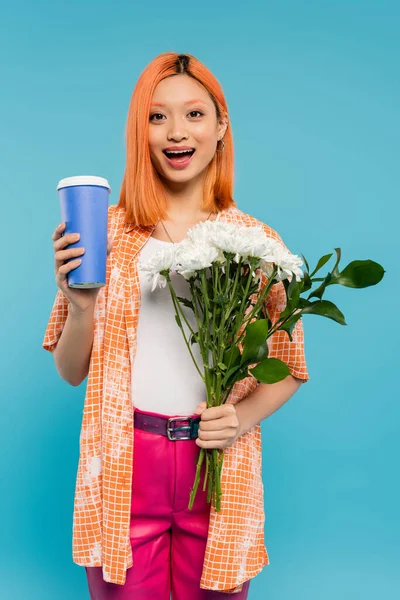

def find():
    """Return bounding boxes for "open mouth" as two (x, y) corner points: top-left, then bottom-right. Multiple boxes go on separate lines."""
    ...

(163, 149), (195, 160)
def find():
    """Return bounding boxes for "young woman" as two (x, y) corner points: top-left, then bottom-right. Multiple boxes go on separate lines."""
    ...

(43, 52), (309, 599)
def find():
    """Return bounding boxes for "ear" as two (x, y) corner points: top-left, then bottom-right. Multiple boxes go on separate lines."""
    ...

(217, 114), (229, 141)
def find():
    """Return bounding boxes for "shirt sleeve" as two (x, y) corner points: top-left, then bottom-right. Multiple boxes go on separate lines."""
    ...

(264, 279), (310, 383)
(261, 228), (310, 384)
(42, 288), (70, 353)
(42, 204), (117, 354)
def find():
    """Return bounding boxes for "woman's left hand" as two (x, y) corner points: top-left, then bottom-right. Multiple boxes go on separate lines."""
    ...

(193, 402), (241, 449)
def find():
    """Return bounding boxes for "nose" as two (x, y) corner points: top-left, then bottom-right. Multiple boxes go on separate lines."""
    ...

(167, 116), (189, 141)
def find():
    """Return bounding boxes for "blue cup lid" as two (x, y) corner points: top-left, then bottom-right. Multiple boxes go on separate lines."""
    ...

(56, 175), (111, 192)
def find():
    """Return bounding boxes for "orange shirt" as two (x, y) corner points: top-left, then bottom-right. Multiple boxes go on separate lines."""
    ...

(42, 204), (309, 594)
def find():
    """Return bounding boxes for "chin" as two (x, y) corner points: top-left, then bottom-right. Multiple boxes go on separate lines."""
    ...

(160, 172), (198, 185)
(161, 163), (205, 181)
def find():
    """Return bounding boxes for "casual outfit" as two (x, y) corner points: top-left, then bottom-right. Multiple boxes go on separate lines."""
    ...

(42, 204), (309, 597)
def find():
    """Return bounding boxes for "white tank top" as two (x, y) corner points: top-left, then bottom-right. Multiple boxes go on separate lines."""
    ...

(131, 236), (207, 416)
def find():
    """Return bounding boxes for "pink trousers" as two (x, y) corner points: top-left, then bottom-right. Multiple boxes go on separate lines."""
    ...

(85, 407), (251, 600)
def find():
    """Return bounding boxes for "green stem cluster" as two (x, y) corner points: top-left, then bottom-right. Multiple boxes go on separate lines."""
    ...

(167, 256), (280, 512)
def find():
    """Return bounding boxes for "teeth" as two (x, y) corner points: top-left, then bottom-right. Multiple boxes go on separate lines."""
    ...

(165, 150), (193, 155)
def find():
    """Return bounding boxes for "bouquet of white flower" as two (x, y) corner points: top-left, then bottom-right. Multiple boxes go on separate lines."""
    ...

(140, 220), (384, 512)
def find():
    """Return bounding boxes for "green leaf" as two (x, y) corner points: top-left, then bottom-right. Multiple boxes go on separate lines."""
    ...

(189, 333), (199, 346)
(223, 346), (241, 371)
(329, 248), (342, 279)
(308, 248), (341, 300)
(241, 319), (270, 364)
(300, 252), (310, 274)
(301, 269), (313, 292)
(308, 271), (333, 300)
(176, 296), (194, 311)
(331, 260), (385, 288)
(175, 314), (182, 328)
(222, 364), (242, 387)
(280, 275), (301, 319)
(217, 361), (227, 371)
(278, 311), (304, 340)
(309, 253), (334, 278)
(301, 299), (346, 325)
(250, 358), (290, 384)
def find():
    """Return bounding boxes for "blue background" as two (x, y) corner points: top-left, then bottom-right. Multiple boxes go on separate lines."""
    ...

(1, 1), (398, 598)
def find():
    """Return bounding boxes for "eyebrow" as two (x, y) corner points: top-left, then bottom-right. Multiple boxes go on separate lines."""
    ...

(150, 99), (208, 108)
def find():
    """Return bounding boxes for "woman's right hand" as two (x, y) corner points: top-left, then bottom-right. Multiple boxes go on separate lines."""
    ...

(52, 221), (113, 313)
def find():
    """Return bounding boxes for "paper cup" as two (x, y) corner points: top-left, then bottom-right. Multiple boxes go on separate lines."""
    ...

(57, 175), (111, 288)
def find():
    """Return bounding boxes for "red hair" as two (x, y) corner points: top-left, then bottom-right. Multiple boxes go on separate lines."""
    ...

(117, 52), (236, 227)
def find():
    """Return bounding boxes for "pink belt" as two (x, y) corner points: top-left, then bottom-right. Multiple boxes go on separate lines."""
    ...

(134, 410), (201, 441)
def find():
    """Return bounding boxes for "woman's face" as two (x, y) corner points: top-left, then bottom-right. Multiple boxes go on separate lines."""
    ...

(148, 74), (228, 184)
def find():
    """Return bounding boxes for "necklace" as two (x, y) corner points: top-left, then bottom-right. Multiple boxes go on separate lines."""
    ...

(158, 210), (214, 244)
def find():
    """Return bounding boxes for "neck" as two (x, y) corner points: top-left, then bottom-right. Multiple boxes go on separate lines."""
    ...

(160, 173), (208, 223)
(164, 207), (212, 224)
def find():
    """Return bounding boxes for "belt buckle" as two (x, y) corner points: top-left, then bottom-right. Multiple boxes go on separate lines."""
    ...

(167, 416), (199, 441)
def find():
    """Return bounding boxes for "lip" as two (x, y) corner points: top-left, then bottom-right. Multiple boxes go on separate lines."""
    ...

(163, 149), (196, 170)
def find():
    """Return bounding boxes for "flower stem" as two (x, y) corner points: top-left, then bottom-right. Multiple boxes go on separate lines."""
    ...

(188, 447), (206, 510)
(190, 284), (207, 363)
(223, 256), (242, 323)
(203, 450), (209, 492)
(167, 277), (197, 336)
(231, 259), (258, 346)
(167, 279), (204, 381)
(234, 265), (279, 347)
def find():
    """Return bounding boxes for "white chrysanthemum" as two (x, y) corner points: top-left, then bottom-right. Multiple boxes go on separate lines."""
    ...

(208, 223), (245, 259)
(187, 221), (237, 249)
(138, 246), (177, 291)
(187, 221), (283, 266)
(139, 221), (305, 290)
(175, 238), (224, 280)
(232, 226), (283, 264)
(260, 244), (304, 282)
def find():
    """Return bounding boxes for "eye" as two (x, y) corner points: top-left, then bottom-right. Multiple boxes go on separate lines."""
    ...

(149, 113), (164, 122)
(149, 110), (204, 122)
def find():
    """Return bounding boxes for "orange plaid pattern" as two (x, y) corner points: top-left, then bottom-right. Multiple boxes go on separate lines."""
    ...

(43, 204), (309, 593)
